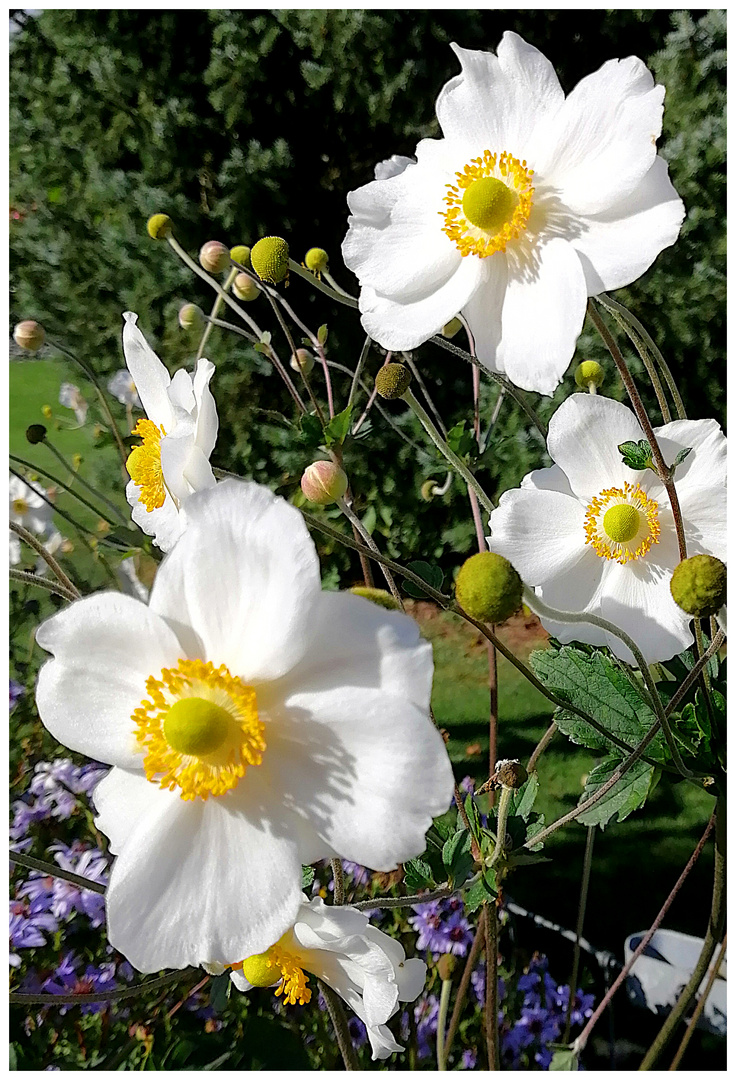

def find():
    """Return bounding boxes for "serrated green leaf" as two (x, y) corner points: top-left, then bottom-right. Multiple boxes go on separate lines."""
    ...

(618, 438), (654, 472)
(576, 756), (656, 828)
(404, 856), (436, 892)
(323, 404), (353, 447)
(549, 1047), (579, 1071)
(464, 794), (482, 841)
(298, 412), (323, 448)
(301, 865), (315, 889)
(525, 815), (546, 851)
(464, 868), (497, 913)
(442, 828), (474, 887)
(403, 559), (444, 599)
(511, 773), (539, 821)
(672, 446), (693, 469)
(446, 420), (475, 458)
(317, 323), (328, 345)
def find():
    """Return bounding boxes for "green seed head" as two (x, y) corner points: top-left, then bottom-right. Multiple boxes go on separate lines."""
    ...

(232, 273), (260, 301)
(300, 461), (348, 505)
(230, 244), (251, 268)
(199, 240), (230, 274)
(163, 697), (231, 757)
(375, 363), (412, 400)
(349, 586), (400, 611)
(146, 214), (172, 240)
(251, 236), (290, 284)
(462, 177), (517, 232)
(575, 360), (604, 389)
(455, 551), (523, 624)
(14, 320), (45, 352)
(25, 424), (48, 445)
(178, 303), (204, 331)
(670, 555), (727, 618)
(305, 247), (329, 273)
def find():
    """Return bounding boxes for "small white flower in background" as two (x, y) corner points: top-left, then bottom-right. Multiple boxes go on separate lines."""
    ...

(342, 32), (685, 395)
(9, 474), (62, 568)
(35, 480), (453, 973)
(487, 394), (726, 663)
(107, 369), (142, 410)
(122, 311), (218, 552)
(58, 382), (89, 425)
(227, 895), (426, 1061)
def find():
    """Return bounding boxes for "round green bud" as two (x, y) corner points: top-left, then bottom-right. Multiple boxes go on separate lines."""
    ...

(146, 214), (172, 240)
(25, 424), (47, 445)
(455, 551), (523, 624)
(290, 348), (315, 375)
(14, 320), (45, 352)
(251, 236), (290, 285)
(178, 303), (204, 331)
(305, 247), (329, 273)
(375, 363), (412, 400)
(199, 240), (230, 274)
(436, 954), (457, 981)
(300, 460), (348, 505)
(670, 555), (727, 619)
(232, 273), (260, 301)
(574, 360), (604, 389)
(494, 758), (528, 790)
(421, 479), (437, 502)
(349, 586), (400, 611)
(229, 244), (251, 268)
(442, 317), (463, 339)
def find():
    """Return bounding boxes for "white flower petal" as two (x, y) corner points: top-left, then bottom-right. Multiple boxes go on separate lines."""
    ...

(488, 487), (590, 586)
(126, 478), (183, 553)
(546, 394), (644, 501)
(497, 239), (587, 395)
(182, 445), (217, 493)
(599, 558), (693, 664)
(459, 254), (508, 376)
(167, 368), (196, 413)
(536, 56), (665, 215)
(374, 154), (415, 180)
(193, 359), (219, 459)
(654, 418), (727, 561)
(159, 426), (196, 504)
(92, 766), (174, 856)
(35, 593), (182, 768)
(122, 313), (174, 430)
(571, 156), (685, 293)
(149, 480), (321, 682)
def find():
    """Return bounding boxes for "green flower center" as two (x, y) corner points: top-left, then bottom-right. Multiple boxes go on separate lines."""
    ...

(163, 697), (231, 757)
(603, 504), (641, 544)
(461, 177), (518, 233)
(12, 498), (29, 516)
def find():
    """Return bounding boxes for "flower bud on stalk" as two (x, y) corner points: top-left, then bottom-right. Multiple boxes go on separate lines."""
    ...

(436, 954), (457, 981)
(26, 424), (47, 445)
(374, 363), (412, 400)
(290, 349), (315, 375)
(178, 303), (204, 331)
(574, 360), (604, 391)
(229, 245), (251, 268)
(251, 236), (290, 285)
(301, 461), (348, 505)
(14, 320), (45, 352)
(349, 586), (400, 611)
(493, 759), (528, 790)
(670, 555), (727, 618)
(305, 247), (329, 274)
(232, 273), (260, 302)
(199, 241), (230, 274)
(455, 551), (522, 624)
(146, 214), (172, 240)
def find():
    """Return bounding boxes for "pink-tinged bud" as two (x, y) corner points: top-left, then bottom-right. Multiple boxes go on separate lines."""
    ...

(14, 320), (45, 352)
(232, 273), (260, 301)
(178, 303), (204, 330)
(300, 461), (348, 505)
(290, 348), (315, 375)
(199, 240), (230, 274)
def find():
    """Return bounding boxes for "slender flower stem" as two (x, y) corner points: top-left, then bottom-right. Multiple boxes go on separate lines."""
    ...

(197, 267), (238, 361)
(669, 933), (727, 1070)
(347, 336), (372, 412)
(320, 981), (359, 1070)
(9, 522), (80, 598)
(587, 302), (687, 563)
(484, 901), (500, 1070)
(407, 355), (448, 436)
(260, 283), (327, 425)
(563, 826), (595, 1044)
(337, 497), (403, 606)
(639, 797), (726, 1070)
(288, 259), (359, 309)
(573, 813), (715, 1056)
(436, 977), (453, 1071)
(10, 452), (126, 531)
(403, 389), (495, 518)
(596, 301), (670, 421)
(443, 908), (486, 1064)
(202, 314), (306, 412)
(10, 971), (189, 1007)
(526, 722), (558, 774)
(331, 859), (346, 905)
(9, 568), (78, 603)
(488, 787), (513, 870)
(46, 337), (128, 467)
(41, 439), (128, 525)
(10, 850), (105, 894)
(664, 630), (725, 717)
(352, 884), (456, 912)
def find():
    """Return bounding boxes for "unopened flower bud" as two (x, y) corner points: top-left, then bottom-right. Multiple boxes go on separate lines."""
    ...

(41, 404), (53, 419)
(232, 273), (260, 301)
(290, 349), (315, 375)
(25, 424), (47, 445)
(178, 303), (204, 330)
(251, 236), (290, 285)
(199, 241), (230, 274)
(455, 551), (522, 624)
(670, 555), (727, 619)
(14, 320), (45, 352)
(437, 954), (457, 981)
(375, 363), (411, 400)
(574, 360), (604, 390)
(230, 244), (251, 268)
(146, 214), (172, 240)
(494, 759), (528, 790)
(421, 479), (436, 502)
(349, 586), (400, 611)
(300, 461), (348, 505)
(442, 317), (463, 339)
(305, 247), (329, 273)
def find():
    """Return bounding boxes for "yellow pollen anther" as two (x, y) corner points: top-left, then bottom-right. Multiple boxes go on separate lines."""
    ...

(584, 482), (660, 565)
(239, 942), (311, 1006)
(133, 659), (265, 801)
(440, 150), (534, 258)
(126, 419), (167, 512)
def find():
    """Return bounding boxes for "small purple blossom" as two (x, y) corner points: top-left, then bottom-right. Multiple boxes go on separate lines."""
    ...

(41, 951), (118, 1015)
(460, 1048), (477, 1069)
(348, 1015), (368, 1049)
(414, 993), (439, 1059)
(10, 679), (25, 710)
(410, 898), (473, 957)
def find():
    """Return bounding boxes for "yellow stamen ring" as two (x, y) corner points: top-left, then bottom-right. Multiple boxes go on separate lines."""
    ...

(584, 482), (660, 565)
(239, 942), (312, 1006)
(441, 150), (534, 258)
(133, 659), (265, 801)
(126, 418), (167, 512)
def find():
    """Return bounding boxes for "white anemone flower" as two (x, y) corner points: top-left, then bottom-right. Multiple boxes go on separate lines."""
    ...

(107, 369), (143, 410)
(58, 382), (89, 425)
(9, 474), (58, 566)
(35, 480), (453, 973)
(122, 311), (218, 552)
(342, 33), (685, 395)
(227, 895), (426, 1061)
(488, 394), (726, 663)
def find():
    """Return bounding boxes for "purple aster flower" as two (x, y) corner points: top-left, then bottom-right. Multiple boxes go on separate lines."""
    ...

(470, 962), (485, 1005)
(460, 1048), (477, 1069)
(9, 679), (25, 710)
(414, 994), (439, 1060)
(459, 776), (476, 796)
(410, 898), (473, 957)
(10, 798), (52, 841)
(348, 1015), (368, 1048)
(9, 902), (59, 964)
(42, 951), (117, 1015)
(44, 842), (108, 926)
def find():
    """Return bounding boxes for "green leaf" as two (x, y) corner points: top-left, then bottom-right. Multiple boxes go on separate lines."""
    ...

(618, 438), (655, 472)
(317, 323), (328, 345)
(253, 341), (271, 356)
(446, 420), (475, 458)
(464, 793), (483, 842)
(529, 644), (665, 758)
(672, 446), (693, 469)
(549, 1047), (579, 1071)
(301, 865), (315, 889)
(576, 756), (657, 828)
(442, 828), (474, 887)
(259, 329), (272, 345)
(464, 868), (497, 913)
(298, 411), (323, 449)
(323, 404), (353, 447)
(208, 972), (231, 1014)
(403, 559), (444, 599)
(524, 815), (546, 851)
(511, 773), (539, 821)
(404, 856), (436, 892)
